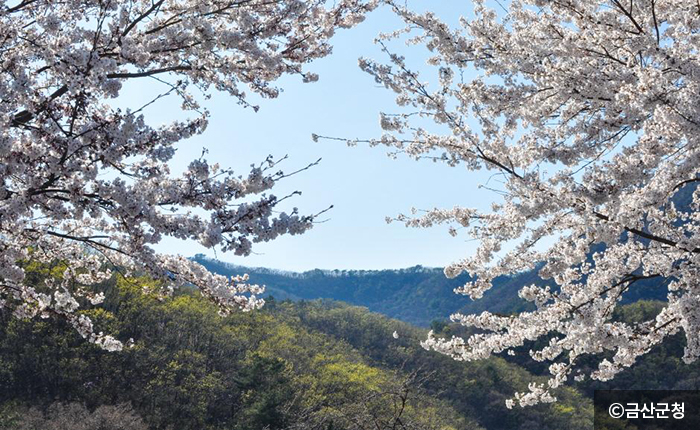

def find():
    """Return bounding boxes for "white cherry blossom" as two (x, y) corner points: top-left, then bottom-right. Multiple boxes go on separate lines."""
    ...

(348, 0), (700, 406)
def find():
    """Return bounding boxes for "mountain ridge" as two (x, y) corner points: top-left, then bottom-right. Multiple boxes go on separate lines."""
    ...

(193, 253), (669, 327)
(193, 254), (535, 326)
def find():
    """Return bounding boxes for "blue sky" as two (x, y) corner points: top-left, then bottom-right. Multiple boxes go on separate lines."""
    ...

(122, 1), (502, 271)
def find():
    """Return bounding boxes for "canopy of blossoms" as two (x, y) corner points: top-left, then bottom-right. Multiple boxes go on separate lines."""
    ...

(350, 0), (700, 406)
(0, 0), (376, 351)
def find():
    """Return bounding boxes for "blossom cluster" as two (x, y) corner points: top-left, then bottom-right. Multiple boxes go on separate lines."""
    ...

(0, 0), (376, 349)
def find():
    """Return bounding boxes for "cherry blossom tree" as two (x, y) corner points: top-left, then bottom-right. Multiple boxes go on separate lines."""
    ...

(342, 0), (700, 406)
(0, 0), (376, 351)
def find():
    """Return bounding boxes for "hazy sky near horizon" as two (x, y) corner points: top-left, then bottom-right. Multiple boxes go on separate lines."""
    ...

(121, 1), (504, 272)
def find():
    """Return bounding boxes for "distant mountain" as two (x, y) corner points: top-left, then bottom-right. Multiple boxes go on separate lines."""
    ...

(192, 255), (539, 326)
(193, 252), (669, 327)
(193, 255), (475, 326)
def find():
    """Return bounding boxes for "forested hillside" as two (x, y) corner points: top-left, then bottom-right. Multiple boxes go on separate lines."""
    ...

(0, 268), (593, 430)
(3, 265), (698, 429)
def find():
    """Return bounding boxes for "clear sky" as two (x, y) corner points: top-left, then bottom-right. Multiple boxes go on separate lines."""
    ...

(120, 1), (502, 272)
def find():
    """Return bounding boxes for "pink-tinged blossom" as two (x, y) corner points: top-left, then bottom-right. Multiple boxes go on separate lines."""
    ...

(0, 0), (376, 351)
(351, 0), (700, 406)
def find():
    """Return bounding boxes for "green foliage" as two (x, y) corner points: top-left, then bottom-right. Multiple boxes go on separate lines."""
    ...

(0, 269), (481, 430)
(0, 263), (603, 429)
(234, 354), (294, 430)
(275, 300), (593, 430)
(0, 401), (23, 429)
